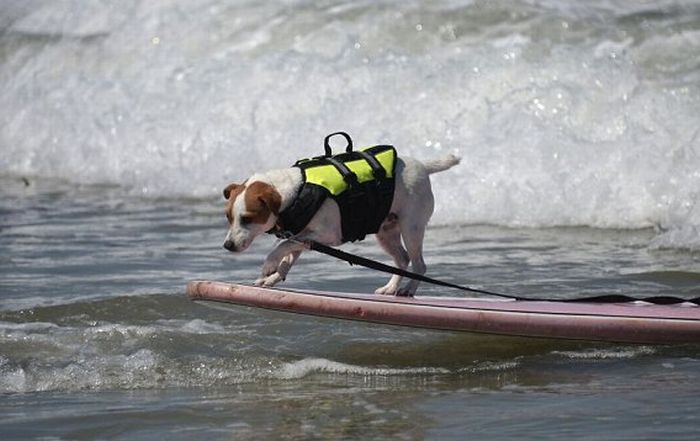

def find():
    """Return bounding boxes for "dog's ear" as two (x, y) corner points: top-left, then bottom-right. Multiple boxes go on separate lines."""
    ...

(256, 184), (281, 215)
(223, 183), (241, 199)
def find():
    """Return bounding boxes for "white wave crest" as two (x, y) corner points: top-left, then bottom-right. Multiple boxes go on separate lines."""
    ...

(1, 0), (699, 249)
(276, 357), (449, 380)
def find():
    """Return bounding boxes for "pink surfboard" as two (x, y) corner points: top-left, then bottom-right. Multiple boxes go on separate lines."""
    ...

(186, 281), (700, 344)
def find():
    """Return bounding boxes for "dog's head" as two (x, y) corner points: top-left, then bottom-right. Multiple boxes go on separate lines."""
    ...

(222, 180), (281, 252)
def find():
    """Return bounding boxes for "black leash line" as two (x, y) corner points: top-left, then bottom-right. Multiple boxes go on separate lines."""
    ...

(304, 240), (514, 299)
(295, 239), (700, 306)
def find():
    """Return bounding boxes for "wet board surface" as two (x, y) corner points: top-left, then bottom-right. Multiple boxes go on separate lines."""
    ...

(186, 281), (700, 344)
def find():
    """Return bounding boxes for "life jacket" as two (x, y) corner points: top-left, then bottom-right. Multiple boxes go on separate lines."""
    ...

(270, 132), (397, 243)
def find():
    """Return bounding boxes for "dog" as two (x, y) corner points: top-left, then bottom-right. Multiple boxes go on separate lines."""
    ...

(222, 148), (460, 296)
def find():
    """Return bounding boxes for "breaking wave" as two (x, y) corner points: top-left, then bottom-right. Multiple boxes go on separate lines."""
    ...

(1, 0), (699, 248)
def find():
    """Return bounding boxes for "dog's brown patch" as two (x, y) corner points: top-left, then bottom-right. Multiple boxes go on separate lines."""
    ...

(243, 181), (281, 224)
(223, 181), (281, 225)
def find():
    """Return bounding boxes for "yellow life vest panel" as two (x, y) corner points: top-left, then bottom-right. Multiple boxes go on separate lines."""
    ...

(272, 132), (397, 242)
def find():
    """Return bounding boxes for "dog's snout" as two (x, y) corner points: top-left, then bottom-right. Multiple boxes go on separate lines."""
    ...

(223, 239), (236, 252)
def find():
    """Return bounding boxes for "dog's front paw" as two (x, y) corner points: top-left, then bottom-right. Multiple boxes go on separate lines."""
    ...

(374, 284), (398, 296)
(254, 272), (284, 287)
(255, 262), (279, 286)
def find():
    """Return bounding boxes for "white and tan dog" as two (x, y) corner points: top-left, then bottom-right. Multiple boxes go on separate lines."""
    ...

(222, 153), (460, 296)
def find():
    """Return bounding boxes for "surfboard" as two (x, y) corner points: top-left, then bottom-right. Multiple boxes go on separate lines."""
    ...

(186, 281), (700, 344)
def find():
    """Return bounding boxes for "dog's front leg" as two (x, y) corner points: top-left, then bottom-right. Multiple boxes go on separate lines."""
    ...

(254, 240), (305, 287)
(255, 251), (301, 287)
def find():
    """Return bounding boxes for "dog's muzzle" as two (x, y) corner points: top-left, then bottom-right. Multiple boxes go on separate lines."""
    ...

(223, 239), (237, 252)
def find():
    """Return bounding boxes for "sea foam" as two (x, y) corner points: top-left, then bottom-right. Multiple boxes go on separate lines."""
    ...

(1, 0), (699, 247)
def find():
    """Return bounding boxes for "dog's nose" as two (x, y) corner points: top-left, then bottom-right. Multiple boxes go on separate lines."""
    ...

(223, 239), (236, 252)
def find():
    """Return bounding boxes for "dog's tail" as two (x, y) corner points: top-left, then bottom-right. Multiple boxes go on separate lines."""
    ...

(424, 154), (461, 174)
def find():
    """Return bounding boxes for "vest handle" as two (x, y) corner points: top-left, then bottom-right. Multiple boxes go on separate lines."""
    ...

(324, 132), (353, 156)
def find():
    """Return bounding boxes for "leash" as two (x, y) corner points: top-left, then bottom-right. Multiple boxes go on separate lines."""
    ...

(292, 238), (700, 305)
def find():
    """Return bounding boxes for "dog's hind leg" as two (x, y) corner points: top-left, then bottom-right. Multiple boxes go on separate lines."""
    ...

(374, 215), (409, 295)
(395, 220), (428, 297)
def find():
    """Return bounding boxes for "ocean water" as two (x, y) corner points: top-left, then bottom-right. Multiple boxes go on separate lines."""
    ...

(1, 0), (700, 440)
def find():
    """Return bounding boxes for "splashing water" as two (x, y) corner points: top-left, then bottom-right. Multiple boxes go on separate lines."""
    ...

(2, 1), (700, 248)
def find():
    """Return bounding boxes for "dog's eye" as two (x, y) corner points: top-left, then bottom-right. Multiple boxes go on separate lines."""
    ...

(240, 215), (254, 225)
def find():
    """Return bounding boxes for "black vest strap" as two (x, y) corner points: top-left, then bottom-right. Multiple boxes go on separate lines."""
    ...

(355, 150), (386, 180)
(323, 156), (359, 189)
